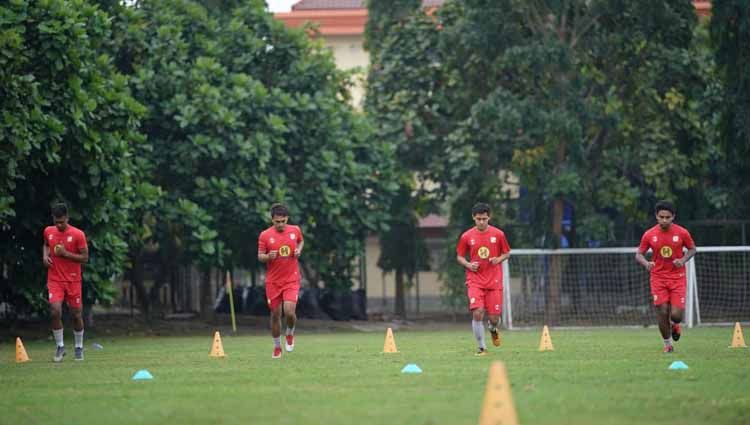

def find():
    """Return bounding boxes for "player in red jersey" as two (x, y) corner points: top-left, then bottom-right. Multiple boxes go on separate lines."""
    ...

(43, 203), (89, 362)
(635, 200), (697, 353)
(258, 203), (304, 359)
(456, 203), (511, 356)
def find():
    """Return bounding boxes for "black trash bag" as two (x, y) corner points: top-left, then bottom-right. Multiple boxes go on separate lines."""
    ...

(213, 286), (245, 313)
(319, 288), (353, 321)
(351, 288), (367, 320)
(297, 287), (331, 320)
(243, 286), (270, 316)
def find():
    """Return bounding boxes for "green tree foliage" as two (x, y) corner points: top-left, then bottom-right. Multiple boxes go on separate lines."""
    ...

(107, 0), (398, 316)
(710, 0), (750, 218)
(366, 0), (436, 317)
(0, 0), (148, 314)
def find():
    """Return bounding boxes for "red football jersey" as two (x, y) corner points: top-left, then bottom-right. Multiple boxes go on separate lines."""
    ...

(638, 224), (695, 279)
(44, 225), (87, 283)
(258, 224), (303, 285)
(456, 225), (511, 289)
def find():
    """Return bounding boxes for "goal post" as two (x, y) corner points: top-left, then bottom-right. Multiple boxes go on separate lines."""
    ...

(502, 246), (750, 329)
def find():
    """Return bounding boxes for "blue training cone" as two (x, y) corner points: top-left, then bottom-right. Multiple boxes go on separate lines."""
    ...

(668, 361), (689, 370)
(132, 369), (154, 380)
(401, 363), (423, 374)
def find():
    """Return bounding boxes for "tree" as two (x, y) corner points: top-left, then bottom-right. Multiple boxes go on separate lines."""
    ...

(0, 0), (148, 316)
(710, 0), (750, 218)
(106, 0), (399, 317)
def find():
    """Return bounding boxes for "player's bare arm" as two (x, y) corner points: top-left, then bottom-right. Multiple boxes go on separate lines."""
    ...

(490, 252), (510, 265)
(673, 247), (697, 268)
(456, 254), (479, 272)
(634, 252), (654, 271)
(56, 245), (89, 263)
(43, 244), (53, 267)
(258, 250), (278, 263)
(294, 240), (304, 258)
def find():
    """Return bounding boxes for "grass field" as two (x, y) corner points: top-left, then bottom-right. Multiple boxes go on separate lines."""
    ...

(2, 326), (749, 425)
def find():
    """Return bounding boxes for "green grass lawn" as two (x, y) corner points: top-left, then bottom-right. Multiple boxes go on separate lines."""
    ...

(2, 327), (749, 425)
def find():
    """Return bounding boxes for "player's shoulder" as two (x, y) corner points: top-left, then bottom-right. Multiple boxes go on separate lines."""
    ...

(43, 225), (55, 235)
(459, 227), (475, 239)
(489, 225), (505, 236)
(68, 225), (86, 236)
(643, 225), (660, 237)
(288, 224), (303, 234)
(672, 223), (690, 234)
(259, 227), (273, 239)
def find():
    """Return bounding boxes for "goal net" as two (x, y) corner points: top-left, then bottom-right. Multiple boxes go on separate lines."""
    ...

(502, 246), (750, 328)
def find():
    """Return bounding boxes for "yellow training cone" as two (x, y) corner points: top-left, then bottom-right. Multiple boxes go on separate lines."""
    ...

(209, 331), (226, 358)
(478, 361), (519, 425)
(383, 327), (398, 353)
(16, 337), (30, 363)
(730, 322), (747, 348)
(539, 325), (554, 351)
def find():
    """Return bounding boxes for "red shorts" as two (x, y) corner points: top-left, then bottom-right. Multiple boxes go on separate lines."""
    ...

(265, 281), (300, 310)
(467, 285), (503, 315)
(650, 277), (686, 309)
(48, 280), (82, 309)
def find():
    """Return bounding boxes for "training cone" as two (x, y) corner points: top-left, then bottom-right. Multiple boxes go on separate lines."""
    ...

(538, 325), (554, 351)
(477, 361), (519, 425)
(668, 361), (689, 370)
(383, 327), (398, 353)
(730, 322), (747, 348)
(132, 369), (153, 380)
(401, 363), (422, 374)
(15, 337), (30, 363)
(209, 331), (226, 358)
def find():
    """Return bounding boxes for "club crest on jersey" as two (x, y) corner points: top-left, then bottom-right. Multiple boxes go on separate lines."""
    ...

(672, 236), (679, 242)
(469, 239), (475, 245)
(67, 236), (73, 242)
(290, 233), (296, 240)
(490, 237), (497, 243)
(652, 236), (658, 242)
(48, 235), (54, 240)
(660, 246), (673, 258)
(470, 297), (476, 304)
(478, 247), (490, 259)
(270, 238), (275, 244)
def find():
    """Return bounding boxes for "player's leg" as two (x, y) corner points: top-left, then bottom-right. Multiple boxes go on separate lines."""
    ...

(651, 279), (673, 352)
(468, 286), (487, 355)
(48, 281), (66, 362)
(484, 288), (503, 347)
(281, 284), (299, 352)
(68, 282), (85, 360)
(266, 284), (284, 358)
(668, 279), (687, 342)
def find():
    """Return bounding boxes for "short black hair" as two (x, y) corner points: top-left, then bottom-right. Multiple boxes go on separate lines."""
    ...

(654, 200), (675, 215)
(51, 203), (68, 218)
(471, 202), (491, 216)
(270, 203), (289, 218)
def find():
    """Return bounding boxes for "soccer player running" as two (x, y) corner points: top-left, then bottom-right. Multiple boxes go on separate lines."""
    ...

(456, 203), (511, 356)
(43, 203), (89, 362)
(258, 203), (304, 359)
(635, 200), (697, 353)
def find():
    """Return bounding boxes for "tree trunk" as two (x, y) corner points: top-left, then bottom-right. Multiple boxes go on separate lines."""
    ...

(129, 251), (151, 321)
(200, 268), (215, 321)
(395, 268), (406, 318)
(548, 198), (563, 325)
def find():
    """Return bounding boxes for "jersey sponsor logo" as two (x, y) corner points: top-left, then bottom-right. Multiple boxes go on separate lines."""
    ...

(279, 245), (292, 257)
(477, 247), (490, 259)
(672, 236), (679, 242)
(660, 246), (673, 258)
(490, 237), (497, 243)
(290, 233), (296, 240)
